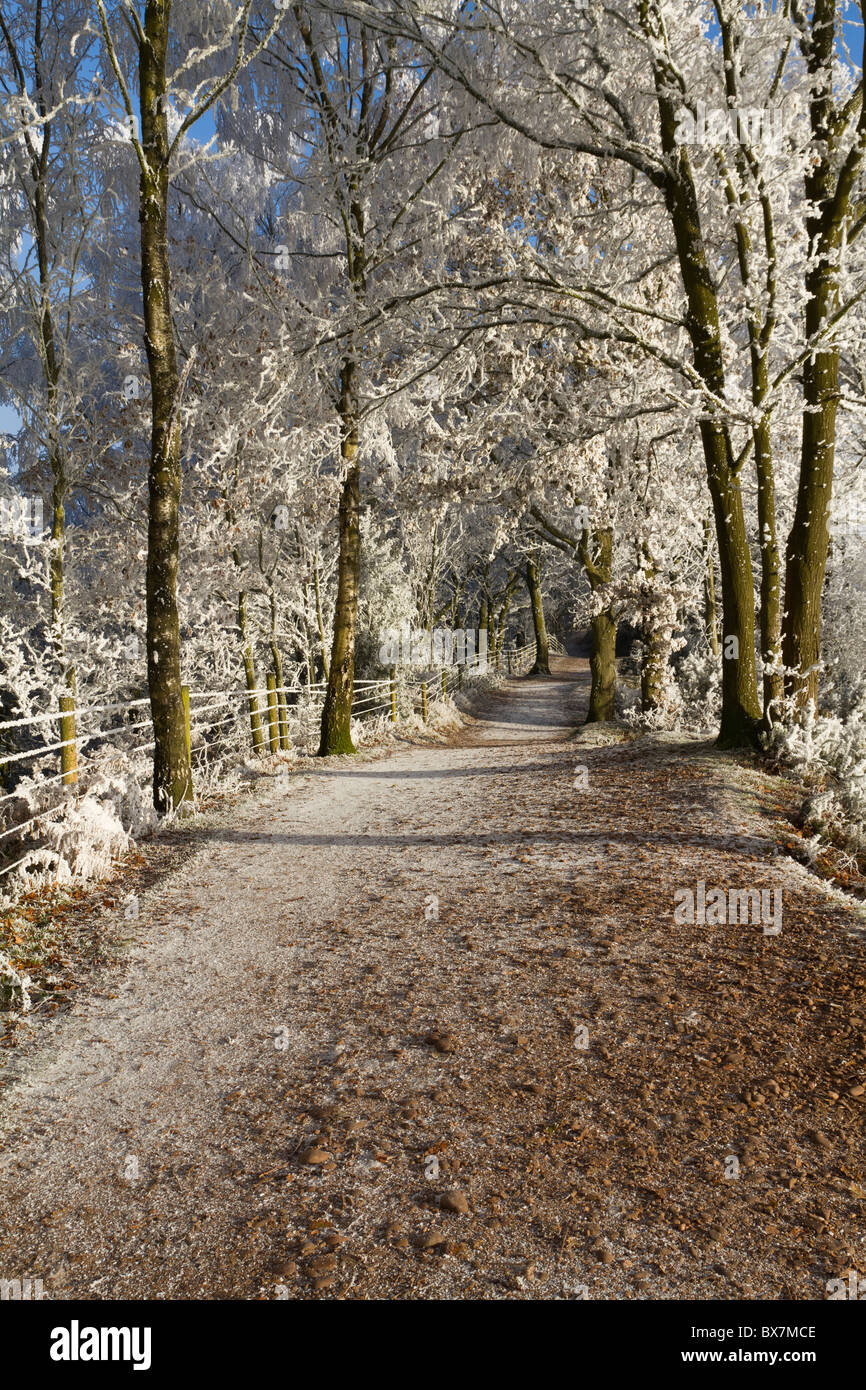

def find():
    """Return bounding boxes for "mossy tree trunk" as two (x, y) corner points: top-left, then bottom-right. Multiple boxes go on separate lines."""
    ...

(137, 0), (192, 808)
(641, 3), (762, 747)
(666, 175), (761, 747)
(587, 606), (617, 723)
(319, 358), (361, 755)
(583, 528), (618, 724)
(525, 555), (551, 675)
(714, 6), (783, 727)
(780, 0), (863, 713)
(493, 571), (518, 667)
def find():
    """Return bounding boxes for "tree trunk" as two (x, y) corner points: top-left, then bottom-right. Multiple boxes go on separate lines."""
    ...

(493, 574), (518, 666)
(782, 352), (837, 713)
(781, 221), (839, 710)
(319, 360), (361, 755)
(525, 556), (551, 675)
(269, 603), (283, 698)
(30, 17), (77, 781)
(714, 5), (783, 730)
(647, 46), (761, 746)
(587, 608), (617, 722)
(781, 0), (859, 715)
(139, 1), (192, 809)
(704, 432), (761, 748)
(640, 628), (666, 712)
(584, 528), (618, 723)
(753, 417), (784, 722)
(269, 623), (289, 752)
(300, 592), (314, 692)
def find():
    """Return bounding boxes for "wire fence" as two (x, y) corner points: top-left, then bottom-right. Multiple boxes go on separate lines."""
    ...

(0, 633), (551, 883)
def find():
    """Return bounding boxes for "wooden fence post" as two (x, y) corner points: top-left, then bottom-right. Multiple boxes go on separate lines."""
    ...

(441, 669), (447, 700)
(59, 694), (78, 786)
(266, 674), (279, 752)
(278, 687), (289, 750)
(246, 684), (265, 753)
(421, 681), (428, 723)
(389, 666), (397, 723)
(458, 663), (463, 691)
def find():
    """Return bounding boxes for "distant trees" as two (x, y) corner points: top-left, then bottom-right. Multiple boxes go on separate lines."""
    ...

(361, 0), (866, 742)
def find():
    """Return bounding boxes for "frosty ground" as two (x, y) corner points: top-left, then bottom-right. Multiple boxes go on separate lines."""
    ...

(1, 658), (864, 1301)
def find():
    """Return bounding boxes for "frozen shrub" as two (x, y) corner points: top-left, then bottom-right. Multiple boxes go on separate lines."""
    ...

(674, 643), (722, 732)
(0, 760), (153, 893)
(0, 949), (32, 1015)
(768, 682), (866, 856)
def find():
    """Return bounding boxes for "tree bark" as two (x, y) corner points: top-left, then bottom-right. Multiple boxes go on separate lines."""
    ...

(642, 13), (762, 746)
(478, 595), (488, 642)
(318, 359), (361, 755)
(268, 591), (289, 750)
(640, 628), (666, 712)
(525, 556), (551, 675)
(28, 2), (77, 778)
(780, 0), (858, 712)
(782, 337), (838, 712)
(493, 572), (518, 666)
(587, 608), (617, 723)
(138, 0), (192, 809)
(583, 528), (618, 723)
(714, 5), (783, 727)
(671, 221), (760, 744)
(754, 416), (784, 722)
(703, 516), (720, 659)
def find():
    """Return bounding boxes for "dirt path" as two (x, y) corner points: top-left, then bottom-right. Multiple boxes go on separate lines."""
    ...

(1, 658), (865, 1301)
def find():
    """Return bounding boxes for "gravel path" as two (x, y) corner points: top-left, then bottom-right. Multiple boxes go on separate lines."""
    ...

(1, 658), (864, 1301)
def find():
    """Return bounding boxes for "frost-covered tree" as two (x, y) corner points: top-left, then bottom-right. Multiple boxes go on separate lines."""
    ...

(224, 3), (485, 752)
(351, 0), (866, 743)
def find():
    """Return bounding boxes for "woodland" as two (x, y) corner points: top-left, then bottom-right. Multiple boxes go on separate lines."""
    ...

(0, 1), (864, 928)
